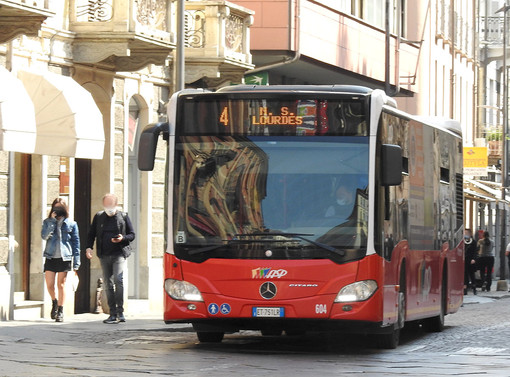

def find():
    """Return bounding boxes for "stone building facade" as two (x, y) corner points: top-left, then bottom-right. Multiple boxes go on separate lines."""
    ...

(0, 0), (254, 319)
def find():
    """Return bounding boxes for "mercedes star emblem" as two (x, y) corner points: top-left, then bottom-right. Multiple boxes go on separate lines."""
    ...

(260, 281), (277, 299)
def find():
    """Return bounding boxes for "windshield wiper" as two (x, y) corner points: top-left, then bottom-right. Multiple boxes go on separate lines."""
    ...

(236, 232), (346, 257)
(187, 238), (274, 255)
(187, 241), (234, 256)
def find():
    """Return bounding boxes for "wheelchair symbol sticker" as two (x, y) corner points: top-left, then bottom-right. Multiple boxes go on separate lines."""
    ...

(208, 303), (219, 315)
(220, 303), (231, 315)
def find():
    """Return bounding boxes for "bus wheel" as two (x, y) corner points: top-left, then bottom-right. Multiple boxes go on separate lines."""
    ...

(196, 331), (224, 343)
(376, 288), (405, 349)
(423, 271), (446, 333)
(261, 329), (283, 336)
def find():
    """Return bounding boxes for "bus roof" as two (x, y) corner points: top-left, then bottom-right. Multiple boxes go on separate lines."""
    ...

(216, 85), (374, 95)
(414, 117), (462, 136)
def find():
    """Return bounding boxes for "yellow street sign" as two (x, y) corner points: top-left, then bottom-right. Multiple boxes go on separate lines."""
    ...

(463, 147), (488, 176)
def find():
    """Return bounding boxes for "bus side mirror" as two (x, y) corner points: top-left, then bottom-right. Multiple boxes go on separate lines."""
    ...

(381, 144), (403, 186)
(138, 122), (169, 171)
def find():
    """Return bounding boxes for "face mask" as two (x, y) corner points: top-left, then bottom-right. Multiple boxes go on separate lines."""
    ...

(104, 207), (116, 217)
(53, 207), (66, 217)
(337, 199), (348, 205)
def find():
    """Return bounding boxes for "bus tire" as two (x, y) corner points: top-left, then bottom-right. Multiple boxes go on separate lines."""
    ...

(423, 265), (446, 333)
(196, 331), (224, 343)
(376, 266), (406, 349)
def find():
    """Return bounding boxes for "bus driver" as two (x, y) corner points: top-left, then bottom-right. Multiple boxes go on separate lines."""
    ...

(325, 185), (355, 218)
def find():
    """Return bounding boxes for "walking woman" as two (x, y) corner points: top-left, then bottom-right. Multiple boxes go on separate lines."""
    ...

(477, 231), (494, 292)
(41, 198), (80, 322)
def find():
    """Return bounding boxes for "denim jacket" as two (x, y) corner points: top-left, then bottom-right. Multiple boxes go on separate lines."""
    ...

(41, 217), (81, 270)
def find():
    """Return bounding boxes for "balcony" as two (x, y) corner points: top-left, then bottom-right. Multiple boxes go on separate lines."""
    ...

(184, 1), (254, 86)
(478, 16), (510, 63)
(69, 0), (175, 71)
(0, 0), (54, 43)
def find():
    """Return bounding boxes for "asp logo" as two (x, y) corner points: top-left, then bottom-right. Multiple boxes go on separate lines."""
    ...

(252, 267), (288, 279)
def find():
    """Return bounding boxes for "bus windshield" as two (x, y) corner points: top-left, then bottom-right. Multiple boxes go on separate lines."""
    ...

(173, 135), (369, 261)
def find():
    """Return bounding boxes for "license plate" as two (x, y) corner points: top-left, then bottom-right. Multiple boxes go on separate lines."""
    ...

(252, 307), (284, 318)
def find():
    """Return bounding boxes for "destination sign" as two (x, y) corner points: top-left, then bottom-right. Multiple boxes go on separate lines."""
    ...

(180, 98), (368, 136)
(219, 106), (304, 127)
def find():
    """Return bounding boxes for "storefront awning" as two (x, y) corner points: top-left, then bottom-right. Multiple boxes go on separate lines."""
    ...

(18, 70), (105, 159)
(0, 67), (37, 153)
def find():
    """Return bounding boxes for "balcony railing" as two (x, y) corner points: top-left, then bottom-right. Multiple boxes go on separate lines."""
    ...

(479, 16), (505, 44)
(70, 0), (174, 71)
(0, 0), (54, 43)
(184, 1), (254, 85)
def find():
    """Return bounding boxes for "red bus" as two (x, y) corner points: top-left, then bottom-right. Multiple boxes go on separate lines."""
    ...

(138, 85), (464, 349)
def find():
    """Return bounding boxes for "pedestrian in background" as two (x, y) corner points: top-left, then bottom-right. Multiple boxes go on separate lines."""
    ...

(477, 231), (494, 292)
(505, 242), (510, 292)
(85, 193), (135, 324)
(464, 229), (478, 295)
(41, 198), (81, 322)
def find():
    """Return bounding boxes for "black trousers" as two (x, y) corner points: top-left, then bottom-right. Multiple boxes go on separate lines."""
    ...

(464, 261), (476, 288)
(478, 256), (495, 289)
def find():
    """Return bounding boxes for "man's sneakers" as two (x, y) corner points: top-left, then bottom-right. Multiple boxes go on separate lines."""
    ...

(103, 315), (120, 324)
(118, 312), (126, 322)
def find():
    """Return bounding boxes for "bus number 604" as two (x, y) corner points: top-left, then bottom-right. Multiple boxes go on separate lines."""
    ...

(315, 304), (327, 314)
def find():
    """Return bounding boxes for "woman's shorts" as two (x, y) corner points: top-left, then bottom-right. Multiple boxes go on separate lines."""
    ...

(44, 258), (71, 273)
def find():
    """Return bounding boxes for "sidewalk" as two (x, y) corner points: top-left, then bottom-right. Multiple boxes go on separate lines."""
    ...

(0, 311), (188, 331)
(463, 288), (510, 305)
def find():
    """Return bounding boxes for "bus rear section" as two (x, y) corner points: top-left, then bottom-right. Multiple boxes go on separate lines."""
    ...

(138, 85), (464, 349)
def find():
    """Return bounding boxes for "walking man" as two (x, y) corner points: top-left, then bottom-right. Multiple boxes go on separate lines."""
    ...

(86, 193), (135, 324)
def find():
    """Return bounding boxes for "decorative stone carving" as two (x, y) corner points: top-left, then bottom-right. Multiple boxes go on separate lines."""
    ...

(185, 64), (221, 84)
(184, 1), (254, 87)
(110, 52), (170, 72)
(185, 61), (249, 86)
(0, 0), (53, 44)
(135, 0), (167, 31)
(70, 0), (174, 71)
(0, 19), (47, 43)
(225, 13), (243, 53)
(73, 42), (130, 64)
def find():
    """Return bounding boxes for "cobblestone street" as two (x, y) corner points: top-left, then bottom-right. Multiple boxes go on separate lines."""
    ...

(1, 291), (510, 376)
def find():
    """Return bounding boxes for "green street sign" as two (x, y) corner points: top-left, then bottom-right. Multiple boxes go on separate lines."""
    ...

(245, 71), (269, 85)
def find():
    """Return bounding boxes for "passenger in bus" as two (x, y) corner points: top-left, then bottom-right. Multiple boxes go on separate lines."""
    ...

(477, 231), (494, 292)
(464, 229), (478, 295)
(325, 185), (355, 219)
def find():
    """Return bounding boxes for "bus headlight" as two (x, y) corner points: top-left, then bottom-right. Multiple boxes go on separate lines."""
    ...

(334, 280), (378, 303)
(165, 279), (204, 302)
